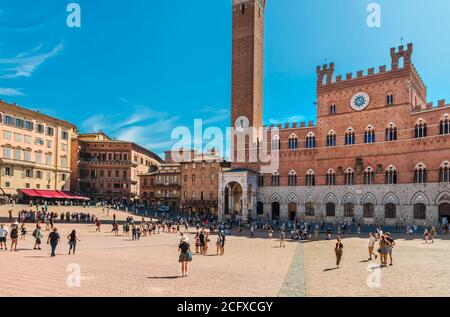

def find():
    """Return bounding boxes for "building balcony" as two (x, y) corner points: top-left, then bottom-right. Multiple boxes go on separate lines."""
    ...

(79, 159), (134, 167)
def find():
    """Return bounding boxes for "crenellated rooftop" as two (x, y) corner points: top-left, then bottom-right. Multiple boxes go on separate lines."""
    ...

(412, 99), (450, 114)
(316, 43), (426, 97)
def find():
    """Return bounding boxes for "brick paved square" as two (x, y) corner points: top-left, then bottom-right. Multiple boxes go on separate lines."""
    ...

(1, 205), (449, 297)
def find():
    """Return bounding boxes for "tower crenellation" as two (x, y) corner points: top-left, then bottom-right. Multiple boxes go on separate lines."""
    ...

(316, 43), (423, 94)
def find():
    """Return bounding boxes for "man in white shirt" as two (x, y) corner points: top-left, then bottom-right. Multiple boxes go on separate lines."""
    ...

(0, 224), (9, 250)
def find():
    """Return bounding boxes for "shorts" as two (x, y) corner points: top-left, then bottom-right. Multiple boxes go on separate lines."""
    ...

(0, 237), (6, 243)
(35, 238), (41, 244)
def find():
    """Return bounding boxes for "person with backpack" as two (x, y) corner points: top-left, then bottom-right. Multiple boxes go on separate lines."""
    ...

(32, 226), (43, 250)
(10, 225), (19, 252)
(178, 235), (192, 277)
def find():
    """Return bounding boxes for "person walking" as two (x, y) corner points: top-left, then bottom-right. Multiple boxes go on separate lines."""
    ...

(220, 230), (226, 256)
(95, 218), (101, 232)
(20, 223), (27, 240)
(430, 226), (437, 244)
(178, 235), (192, 278)
(378, 235), (388, 267)
(385, 232), (395, 266)
(216, 232), (222, 255)
(268, 227), (273, 240)
(10, 225), (18, 252)
(68, 230), (80, 255)
(0, 224), (9, 251)
(424, 229), (430, 244)
(32, 226), (43, 250)
(47, 228), (60, 257)
(335, 236), (344, 268)
(199, 230), (205, 255)
(279, 229), (286, 248)
(368, 232), (377, 260)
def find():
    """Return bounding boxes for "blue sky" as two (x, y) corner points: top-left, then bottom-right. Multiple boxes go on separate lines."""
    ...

(0, 0), (450, 157)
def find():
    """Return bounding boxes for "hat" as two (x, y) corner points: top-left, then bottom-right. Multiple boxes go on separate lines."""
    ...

(180, 236), (189, 242)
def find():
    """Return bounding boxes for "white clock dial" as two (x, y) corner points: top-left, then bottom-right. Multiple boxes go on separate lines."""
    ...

(235, 116), (249, 132)
(350, 92), (370, 111)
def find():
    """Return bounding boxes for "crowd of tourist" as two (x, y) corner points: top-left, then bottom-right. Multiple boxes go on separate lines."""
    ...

(1, 204), (449, 279)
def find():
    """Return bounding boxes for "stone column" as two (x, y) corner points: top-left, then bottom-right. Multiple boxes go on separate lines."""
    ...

(242, 192), (248, 223)
(280, 203), (288, 222)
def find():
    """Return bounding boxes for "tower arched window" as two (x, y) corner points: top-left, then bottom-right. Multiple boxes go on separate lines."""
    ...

(344, 168), (355, 186)
(288, 135), (298, 150)
(329, 104), (336, 115)
(414, 163), (427, 184)
(327, 131), (337, 147)
(364, 167), (375, 185)
(440, 161), (450, 183)
(345, 128), (355, 145)
(326, 169), (336, 186)
(385, 165), (398, 185)
(386, 94), (394, 105)
(415, 120), (427, 138)
(440, 116), (450, 135)
(364, 126), (376, 143)
(271, 172), (280, 187)
(305, 170), (315, 187)
(385, 124), (398, 141)
(305, 133), (316, 149)
(288, 171), (297, 187)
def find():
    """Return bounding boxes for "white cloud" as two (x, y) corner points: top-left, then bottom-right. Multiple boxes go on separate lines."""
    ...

(0, 87), (24, 96)
(0, 43), (63, 79)
(81, 105), (181, 155)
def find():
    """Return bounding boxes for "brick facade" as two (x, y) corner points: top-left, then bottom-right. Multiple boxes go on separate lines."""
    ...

(219, 0), (450, 226)
(71, 132), (162, 204)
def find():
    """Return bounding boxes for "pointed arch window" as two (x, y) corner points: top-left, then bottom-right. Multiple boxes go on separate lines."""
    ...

(344, 168), (355, 185)
(271, 172), (280, 187)
(345, 128), (355, 145)
(440, 117), (450, 135)
(385, 165), (398, 185)
(327, 131), (337, 147)
(415, 120), (427, 138)
(414, 163), (427, 184)
(288, 171), (297, 187)
(440, 161), (450, 183)
(305, 170), (315, 187)
(288, 135), (298, 150)
(385, 124), (398, 141)
(326, 169), (336, 186)
(305, 133), (316, 149)
(364, 126), (376, 143)
(364, 167), (375, 185)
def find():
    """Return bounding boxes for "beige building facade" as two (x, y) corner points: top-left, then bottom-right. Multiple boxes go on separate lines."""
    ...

(0, 101), (77, 199)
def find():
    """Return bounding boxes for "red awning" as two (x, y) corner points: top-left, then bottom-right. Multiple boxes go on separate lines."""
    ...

(20, 189), (90, 201)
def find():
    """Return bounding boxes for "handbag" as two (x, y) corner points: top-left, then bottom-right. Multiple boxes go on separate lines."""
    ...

(187, 250), (193, 261)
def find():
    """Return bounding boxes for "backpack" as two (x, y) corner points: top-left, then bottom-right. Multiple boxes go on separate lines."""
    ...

(32, 229), (37, 238)
(180, 241), (189, 253)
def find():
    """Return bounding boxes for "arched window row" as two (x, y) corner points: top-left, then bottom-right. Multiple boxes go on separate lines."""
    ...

(269, 120), (450, 150)
(260, 162), (450, 187)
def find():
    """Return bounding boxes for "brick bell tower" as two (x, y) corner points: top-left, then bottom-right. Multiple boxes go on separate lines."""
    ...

(231, 0), (266, 130)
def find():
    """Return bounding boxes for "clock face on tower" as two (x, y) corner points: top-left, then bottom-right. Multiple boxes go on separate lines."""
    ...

(350, 92), (370, 111)
(235, 116), (249, 132)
